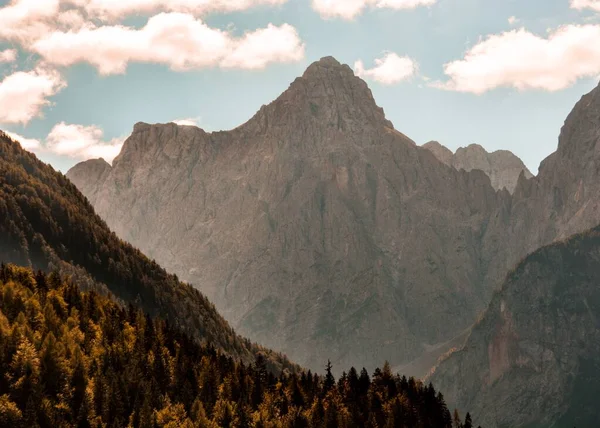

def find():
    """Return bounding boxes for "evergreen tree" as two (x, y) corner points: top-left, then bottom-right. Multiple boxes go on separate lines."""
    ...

(323, 360), (335, 395)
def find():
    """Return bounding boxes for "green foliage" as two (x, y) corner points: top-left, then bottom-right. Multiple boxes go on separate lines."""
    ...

(0, 265), (465, 427)
(0, 131), (294, 373)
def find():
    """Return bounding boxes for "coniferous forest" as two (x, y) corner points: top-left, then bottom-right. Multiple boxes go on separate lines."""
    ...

(0, 264), (475, 428)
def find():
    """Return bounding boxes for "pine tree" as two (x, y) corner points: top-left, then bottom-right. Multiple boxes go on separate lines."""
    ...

(323, 360), (335, 395)
(464, 412), (473, 428)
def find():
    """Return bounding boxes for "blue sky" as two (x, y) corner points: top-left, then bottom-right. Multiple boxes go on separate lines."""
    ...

(1, 0), (600, 173)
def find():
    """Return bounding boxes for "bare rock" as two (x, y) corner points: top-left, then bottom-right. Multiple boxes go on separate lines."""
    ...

(423, 141), (533, 193)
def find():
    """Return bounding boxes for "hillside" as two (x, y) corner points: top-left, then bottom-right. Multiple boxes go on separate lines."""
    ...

(0, 130), (294, 372)
(0, 264), (468, 427)
(429, 225), (600, 427)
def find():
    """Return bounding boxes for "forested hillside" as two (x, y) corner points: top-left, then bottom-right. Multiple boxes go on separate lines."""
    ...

(0, 264), (473, 427)
(430, 225), (600, 427)
(0, 130), (293, 372)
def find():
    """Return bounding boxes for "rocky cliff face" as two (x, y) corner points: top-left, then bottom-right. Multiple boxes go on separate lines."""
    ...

(429, 82), (600, 426)
(67, 57), (507, 371)
(429, 226), (600, 427)
(67, 57), (600, 377)
(423, 141), (533, 193)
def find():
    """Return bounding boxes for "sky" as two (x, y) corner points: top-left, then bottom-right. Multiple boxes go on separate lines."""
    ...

(1, 0), (600, 173)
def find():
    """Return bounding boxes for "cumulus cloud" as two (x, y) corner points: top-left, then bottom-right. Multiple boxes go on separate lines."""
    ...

(508, 16), (519, 25)
(0, 68), (66, 124)
(4, 130), (41, 150)
(81, 0), (289, 20)
(0, 0), (304, 74)
(312, 0), (436, 20)
(431, 25), (600, 94)
(0, 49), (17, 62)
(354, 52), (417, 84)
(571, 0), (600, 12)
(46, 122), (124, 162)
(5, 122), (124, 162)
(0, 0), (62, 44)
(31, 13), (304, 74)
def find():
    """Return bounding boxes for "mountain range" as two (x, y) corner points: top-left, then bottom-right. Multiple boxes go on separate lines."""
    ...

(67, 57), (600, 380)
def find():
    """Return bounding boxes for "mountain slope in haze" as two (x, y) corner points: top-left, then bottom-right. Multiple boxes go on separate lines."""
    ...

(68, 57), (508, 371)
(423, 141), (533, 193)
(0, 264), (463, 428)
(429, 225), (600, 428)
(0, 130), (295, 372)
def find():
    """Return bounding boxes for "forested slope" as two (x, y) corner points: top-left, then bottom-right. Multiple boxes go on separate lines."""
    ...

(0, 131), (293, 371)
(0, 264), (471, 427)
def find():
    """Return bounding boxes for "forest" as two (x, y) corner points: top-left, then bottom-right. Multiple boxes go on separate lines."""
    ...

(0, 264), (476, 428)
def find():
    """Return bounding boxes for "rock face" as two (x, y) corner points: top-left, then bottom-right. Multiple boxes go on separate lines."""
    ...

(429, 81), (600, 426)
(429, 226), (600, 427)
(423, 141), (533, 193)
(67, 57), (600, 378)
(66, 158), (112, 200)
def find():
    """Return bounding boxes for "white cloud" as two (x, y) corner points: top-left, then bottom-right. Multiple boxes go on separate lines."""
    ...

(4, 130), (41, 150)
(0, 0), (61, 44)
(220, 23), (304, 69)
(312, 0), (436, 20)
(354, 52), (417, 84)
(431, 25), (600, 94)
(5, 122), (124, 162)
(46, 122), (124, 162)
(81, 0), (288, 20)
(571, 0), (600, 12)
(32, 13), (304, 74)
(0, 49), (17, 62)
(173, 117), (200, 126)
(0, 68), (66, 124)
(508, 16), (519, 25)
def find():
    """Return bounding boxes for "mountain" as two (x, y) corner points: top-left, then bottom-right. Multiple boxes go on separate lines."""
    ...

(66, 56), (600, 375)
(423, 141), (533, 193)
(0, 264), (463, 427)
(428, 225), (600, 427)
(68, 56), (508, 371)
(0, 130), (295, 372)
(424, 78), (600, 427)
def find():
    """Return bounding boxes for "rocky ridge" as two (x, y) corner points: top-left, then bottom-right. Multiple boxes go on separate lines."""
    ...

(423, 141), (533, 193)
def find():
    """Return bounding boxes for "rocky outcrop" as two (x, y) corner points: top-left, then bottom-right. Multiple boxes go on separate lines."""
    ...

(67, 57), (600, 381)
(429, 226), (600, 427)
(423, 141), (533, 193)
(65, 158), (111, 203)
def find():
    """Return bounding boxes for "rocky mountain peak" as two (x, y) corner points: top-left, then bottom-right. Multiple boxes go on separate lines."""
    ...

(423, 141), (453, 165)
(555, 80), (600, 167)
(239, 56), (393, 137)
(423, 141), (532, 193)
